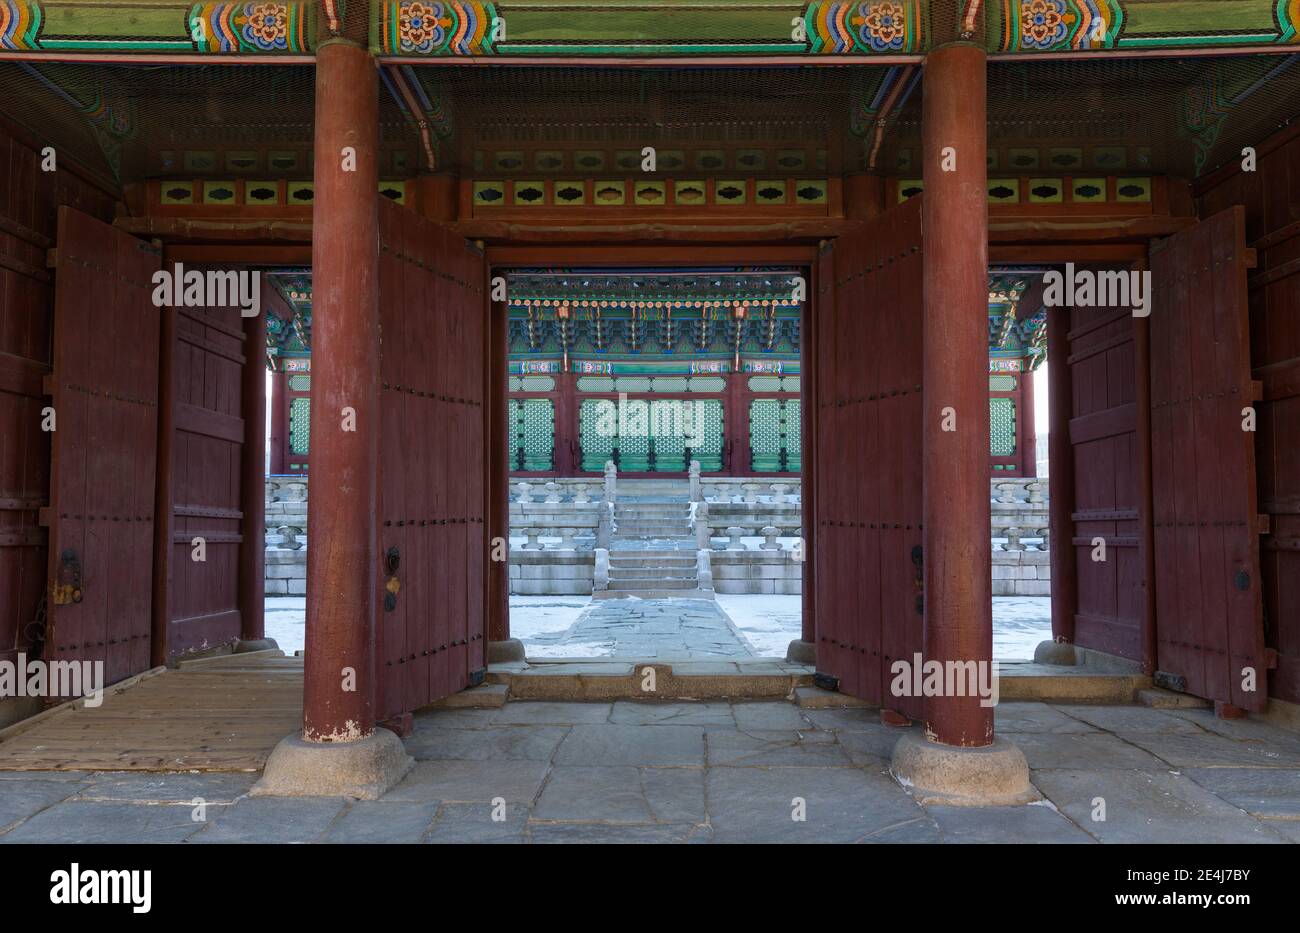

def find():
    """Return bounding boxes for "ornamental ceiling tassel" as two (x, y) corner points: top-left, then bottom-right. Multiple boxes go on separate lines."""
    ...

(557, 303), (570, 372)
(732, 301), (747, 371)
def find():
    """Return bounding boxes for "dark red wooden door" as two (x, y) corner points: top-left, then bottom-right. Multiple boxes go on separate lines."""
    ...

(1150, 206), (1268, 710)
(1060, 277), (1149, 663)
(46, 207), (160, 686)
(815, 197), (924, 716)
(152, 268), (253, 661)
(375, 199), (488, 721)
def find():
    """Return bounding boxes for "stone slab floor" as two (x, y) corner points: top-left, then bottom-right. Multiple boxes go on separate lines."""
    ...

(2, 700), (1299, 843)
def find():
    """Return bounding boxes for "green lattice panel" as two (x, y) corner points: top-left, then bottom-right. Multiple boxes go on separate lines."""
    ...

(519, 398), (555, 471)
(508, 399), (520, 466)
(749, 399), (782, 472)
(783, 400), (802, 472)
(650, 399), (686, 472)
(579, 399), (617, 471)
(990, 397), (1017, 457)
(289, 397), (310, 455)
(694, 400), (725, 473)
(618, 399), (651, 471)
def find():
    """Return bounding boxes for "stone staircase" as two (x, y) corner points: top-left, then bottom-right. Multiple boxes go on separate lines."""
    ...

(599, 485), (713, 599)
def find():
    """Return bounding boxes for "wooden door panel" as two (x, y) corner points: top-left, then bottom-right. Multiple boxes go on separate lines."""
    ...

(47, 207), (160, 686)
(815, 197), (924, 714)
(375, 199), (488, 721)
(1150, 206), (1267, 710)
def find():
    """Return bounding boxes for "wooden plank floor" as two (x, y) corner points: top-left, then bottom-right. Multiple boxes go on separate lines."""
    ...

(0, 654), (303, 772)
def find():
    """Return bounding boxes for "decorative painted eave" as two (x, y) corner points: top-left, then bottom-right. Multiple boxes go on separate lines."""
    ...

(0, 0), (316, 54)
(2, 1), (1296, 57)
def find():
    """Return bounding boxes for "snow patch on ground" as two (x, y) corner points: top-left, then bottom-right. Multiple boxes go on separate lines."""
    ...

(265, 596), (306, 655)
(714, 594), (801, 658)
(714, 594), (1052, 661)
(508, 596), (598, 656)
(263, 594), (1051, 661)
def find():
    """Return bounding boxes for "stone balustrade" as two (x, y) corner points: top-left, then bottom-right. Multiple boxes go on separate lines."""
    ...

(264, 474), (1053, 598)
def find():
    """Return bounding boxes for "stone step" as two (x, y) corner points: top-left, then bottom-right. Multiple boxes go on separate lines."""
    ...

(615, 525), (691, 535)
(608, 576), (697, 587)
(592, 588), (717, 601)
(432, 683), (509, 709)
(607, 548), (697, 557)
(607, 556), (697, 567)
(611, 522), (691, 530)
(608, 566), (702, 582)
(614, 531), (693, 538)
(615, 514), (690, 522)
(486, 659), (811, 698)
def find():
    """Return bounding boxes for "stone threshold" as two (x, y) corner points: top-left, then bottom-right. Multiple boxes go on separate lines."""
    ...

(486, 657), (1152, 704)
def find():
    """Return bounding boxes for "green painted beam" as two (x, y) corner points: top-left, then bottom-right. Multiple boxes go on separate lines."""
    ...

(1, 0), (1295, 57)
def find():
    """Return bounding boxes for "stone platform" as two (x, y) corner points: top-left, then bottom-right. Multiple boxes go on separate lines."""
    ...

(2, 698), (1297, 844)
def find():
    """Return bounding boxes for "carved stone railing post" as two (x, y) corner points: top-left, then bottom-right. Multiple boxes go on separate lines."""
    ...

(760, 525), (781, 550)
(995, 482), (1017, 504)
(694, 502), (711, 549)
(696, 549), (714, 592)
(544, 481), (562, 504)
(1026, 481), (1044, 504)
(604, 460), (617, 504)
(524, 529), (543, 550)
(689, 459), (701, 502)
(772, 483), (789, 504)
(573, 483), (591, 504)
(559, 527), (577, 549)
(1034, 526), (1049, 550)
(516, 482), (533, 504)
(741, 483), (760, 506)
(726, 526), (746, 550)
(1003, 526), (1024, 551)
(596, 505), (612, 549)
(593, 548), (610, 591)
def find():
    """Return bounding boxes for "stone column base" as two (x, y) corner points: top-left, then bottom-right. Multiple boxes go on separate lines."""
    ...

(785, 639), (816, 665)
(890, 731), (1037, 807)
(1033, 639), (1077, 666)
(251, 729), (414, 800)
(488, 638), (526, 663)
(235, 638), (280, 654)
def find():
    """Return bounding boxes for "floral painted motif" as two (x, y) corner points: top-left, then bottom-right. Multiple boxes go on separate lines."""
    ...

(399, 1), (451, 53)
(1019, 0), (1071, 50)
(240, 3), (288, 51)
(855, 2), (909, 52)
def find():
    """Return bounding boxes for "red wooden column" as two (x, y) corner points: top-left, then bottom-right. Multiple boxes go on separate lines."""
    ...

(1019, 373), (1037, 477)
(239, 291), (268, 644)
(920, 42), (994, 748)
(302, 40), (381, 743)
(269, 370), (288, 474)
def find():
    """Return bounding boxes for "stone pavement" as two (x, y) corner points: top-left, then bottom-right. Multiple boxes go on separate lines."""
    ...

(523, 597), (757, 659)
(2, 699), (1299, 843)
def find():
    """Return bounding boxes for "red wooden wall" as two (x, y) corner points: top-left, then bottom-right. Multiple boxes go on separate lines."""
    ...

(152, 272), (250, 661)
(0, 126), (116, 707)
(1198, 125), (1300, 705)
(1062, 296), (1148, 663)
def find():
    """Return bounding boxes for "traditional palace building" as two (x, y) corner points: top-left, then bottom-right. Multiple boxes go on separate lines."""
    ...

(268, 268), (1044, 476)
(0, 0), (1296, 800)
